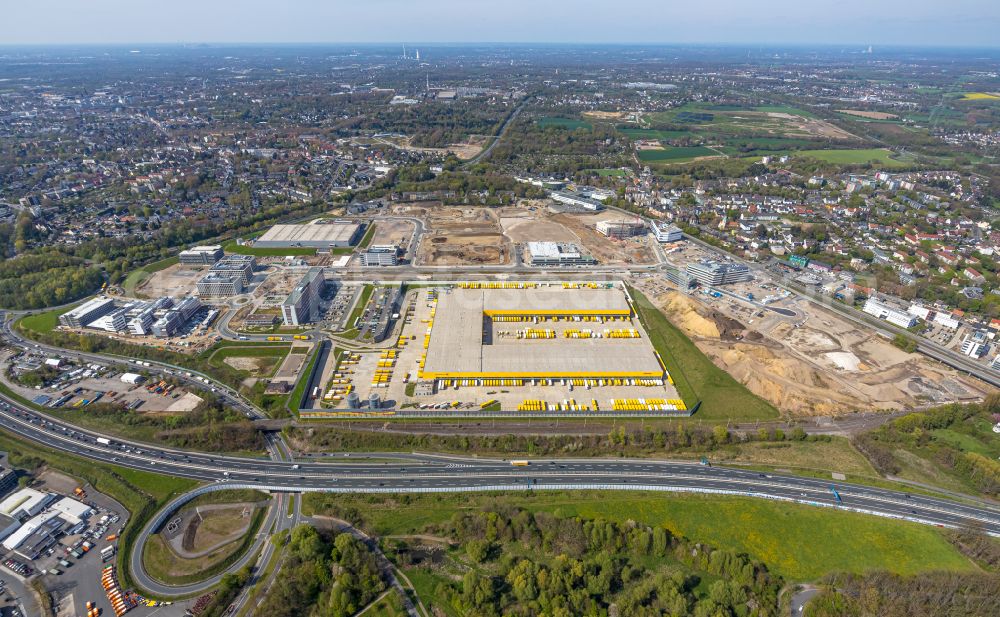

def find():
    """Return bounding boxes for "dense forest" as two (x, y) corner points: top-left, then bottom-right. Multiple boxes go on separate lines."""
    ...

(406, 508), (783, 617)
(257, 525), (387, 617)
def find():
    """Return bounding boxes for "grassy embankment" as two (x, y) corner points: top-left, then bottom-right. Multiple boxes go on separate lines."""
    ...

(629, 287), (779, 421)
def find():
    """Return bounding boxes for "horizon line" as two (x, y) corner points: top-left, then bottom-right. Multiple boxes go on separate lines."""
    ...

(1, 41), (999, 51)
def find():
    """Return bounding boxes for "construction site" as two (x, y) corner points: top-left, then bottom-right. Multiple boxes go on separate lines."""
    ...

(303, 282), (687, 415)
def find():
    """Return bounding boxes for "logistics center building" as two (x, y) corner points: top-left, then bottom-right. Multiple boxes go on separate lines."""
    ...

(254, 222), (363, 249)
(419, 285), (671, 382)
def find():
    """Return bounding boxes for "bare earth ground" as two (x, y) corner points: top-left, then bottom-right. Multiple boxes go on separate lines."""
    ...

(551, 211), (658, 265)
(136, 263), (207, 298)
(163, 391), (204, 413)
(644, 288), (990, 416)
(413, 206), (512, 266)
(581, 111), (628, 121)
(370, 219), (414, 248)
(835, 109), (899, 120)
(389, 135), (487, 160)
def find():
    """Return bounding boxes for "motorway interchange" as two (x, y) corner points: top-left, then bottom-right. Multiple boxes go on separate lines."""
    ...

(2, 383), (1000, 599)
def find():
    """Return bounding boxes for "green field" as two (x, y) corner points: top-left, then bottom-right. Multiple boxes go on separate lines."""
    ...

(630, 287), (778, 420)
(585, 168), (629, 177)
(18, 303), (80, 335)
(637, 146), (719, 163)
(303, 491), (972, 581)
(207, 345), (291, 378)
(619, 128), (691, 140)
(222, 239), (317, 257)
(537, 116), (591, 130)
(794, 148), (910, 167)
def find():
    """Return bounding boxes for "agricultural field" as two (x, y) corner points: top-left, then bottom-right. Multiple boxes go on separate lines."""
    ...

(637, 145), (720, 163)
(644, 103), (851, 140)
(959, 92), (1000, 101)
(793, 148), (911, 167)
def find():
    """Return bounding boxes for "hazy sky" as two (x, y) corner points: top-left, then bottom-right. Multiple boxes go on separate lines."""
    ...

(3, 0), (999, 47)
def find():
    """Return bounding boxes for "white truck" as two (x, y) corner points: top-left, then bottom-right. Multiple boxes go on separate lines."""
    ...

(96, 437), (112, 446)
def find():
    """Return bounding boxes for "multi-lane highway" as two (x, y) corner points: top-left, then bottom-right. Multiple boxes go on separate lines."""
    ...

(2, 388), (999, 533)
(3, 380), (1000, 597)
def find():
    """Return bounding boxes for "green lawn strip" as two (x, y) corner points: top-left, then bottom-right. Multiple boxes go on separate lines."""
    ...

(304, 491), (972, 582)
(236, 533), (286, 617)
(183, 489), (270, 510)
(629, 286), (778, 420)
(357, 223), (377, 250)
(288, 346), (322, 414)
(343, 284), (375, 331)
(142, 505), (267, 586)
(0, 432), (199, 593)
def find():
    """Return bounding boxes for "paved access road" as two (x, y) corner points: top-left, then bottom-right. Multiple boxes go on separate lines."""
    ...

(1, 392), (999, 539)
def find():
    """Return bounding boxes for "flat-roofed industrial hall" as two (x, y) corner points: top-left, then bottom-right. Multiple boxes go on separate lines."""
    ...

(420, 284), (670, 381)
(254, 221), (363, 249)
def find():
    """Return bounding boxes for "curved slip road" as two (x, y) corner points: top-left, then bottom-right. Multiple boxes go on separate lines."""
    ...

(1, 390), (1000, 597)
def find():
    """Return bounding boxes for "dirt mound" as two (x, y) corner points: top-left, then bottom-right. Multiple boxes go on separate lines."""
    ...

(657, 292), (720, 339)
(709, 342), (859, 415)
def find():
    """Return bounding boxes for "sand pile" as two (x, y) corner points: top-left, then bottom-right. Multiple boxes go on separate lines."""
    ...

(658, 292), (720, 338)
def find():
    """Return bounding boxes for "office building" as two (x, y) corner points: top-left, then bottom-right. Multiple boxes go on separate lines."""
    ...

(209, 255), (256, 286)
(178, 245), (224, 265)
(197, 272), (245, 297)
(596, 219), (647, 239)
(360, 245), (399, 267)
(862, 297), (918, 328)
(526, 242), (597, 266)
(59, 297), (116, 328)
(685, 261), (752, 287)
(651, 221), (683, 243)
(551, 190), (605, 211)
(128, 297), (173, 335)
(198, 255), (256, 297)
(151, 296), (202, 337)
(281, 268), (325, 326)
